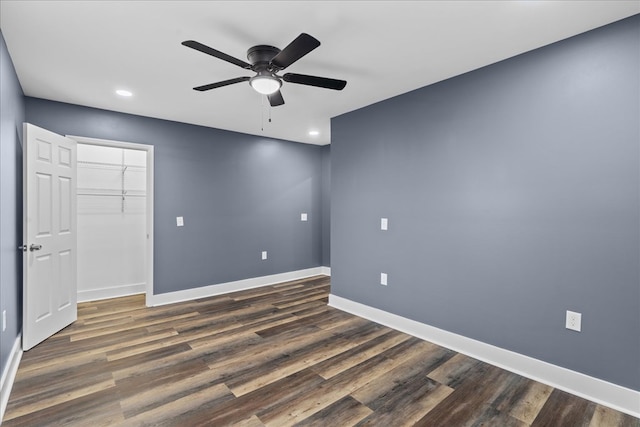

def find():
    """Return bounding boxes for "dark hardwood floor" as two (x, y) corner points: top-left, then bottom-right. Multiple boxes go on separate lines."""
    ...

(3, 276), (638, 426)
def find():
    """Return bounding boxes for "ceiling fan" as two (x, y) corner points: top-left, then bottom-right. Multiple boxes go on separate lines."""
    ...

(182, 33), (347, 107)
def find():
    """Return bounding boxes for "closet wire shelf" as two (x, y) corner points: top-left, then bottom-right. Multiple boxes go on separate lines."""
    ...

(77, 160), (146, 213)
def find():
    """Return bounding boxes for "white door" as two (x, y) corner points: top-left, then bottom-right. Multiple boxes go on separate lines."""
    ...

(22, 123), (77, 351)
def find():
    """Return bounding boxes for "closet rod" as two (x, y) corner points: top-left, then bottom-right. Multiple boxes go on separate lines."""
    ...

(77, 193), (146, 197)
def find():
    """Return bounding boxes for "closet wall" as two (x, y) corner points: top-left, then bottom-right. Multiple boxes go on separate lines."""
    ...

(77, 143), (147, 301)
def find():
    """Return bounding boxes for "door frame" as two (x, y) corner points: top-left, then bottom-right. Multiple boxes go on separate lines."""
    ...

(67, 135), (154, 305)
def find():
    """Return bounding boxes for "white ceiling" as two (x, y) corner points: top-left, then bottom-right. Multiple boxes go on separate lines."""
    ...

(1, 1), (638, 145)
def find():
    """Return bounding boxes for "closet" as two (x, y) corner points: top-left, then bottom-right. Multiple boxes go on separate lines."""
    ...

(76, 143), (147, 301)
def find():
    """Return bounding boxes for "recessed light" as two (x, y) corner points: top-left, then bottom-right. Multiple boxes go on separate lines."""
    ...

(116, 89), (133, 97)
(308, 130), (320, 136)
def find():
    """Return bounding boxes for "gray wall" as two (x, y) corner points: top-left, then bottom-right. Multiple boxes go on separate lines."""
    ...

(331, 15), (639, 391)
(25, 98), (325, 295)
(0, 30), (25, 383)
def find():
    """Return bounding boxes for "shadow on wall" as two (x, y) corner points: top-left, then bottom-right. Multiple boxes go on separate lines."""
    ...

(15, 127), (24, 326)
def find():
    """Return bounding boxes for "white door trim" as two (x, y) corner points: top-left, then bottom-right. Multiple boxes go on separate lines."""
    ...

(67, 135), (154, 306)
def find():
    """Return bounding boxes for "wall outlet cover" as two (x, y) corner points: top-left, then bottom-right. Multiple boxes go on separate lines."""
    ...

(176, 216), (184, 227)
(566, 310), (582, 332)
(301, 213), (308, 221)
(262, 251), (268, 260)
(381, 218), (388, 231)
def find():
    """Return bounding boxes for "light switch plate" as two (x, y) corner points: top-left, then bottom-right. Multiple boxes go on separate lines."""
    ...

(301, 213), (308, 221)
(262, 251), (268, 260)
(176, 216), (184, 227)
(380, 273), (388, 286)
(381, 218), (388, 231)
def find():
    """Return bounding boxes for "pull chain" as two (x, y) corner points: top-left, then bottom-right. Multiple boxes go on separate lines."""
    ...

(261, 95), (265, 131)
(260, 96), (274, 131)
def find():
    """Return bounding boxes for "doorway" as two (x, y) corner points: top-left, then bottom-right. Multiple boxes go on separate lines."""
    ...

(69, 135), (154, 304)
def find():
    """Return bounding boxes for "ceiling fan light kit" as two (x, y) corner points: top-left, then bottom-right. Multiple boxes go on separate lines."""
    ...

(250, 71), (282, 95)
(182, 33), (346, 106)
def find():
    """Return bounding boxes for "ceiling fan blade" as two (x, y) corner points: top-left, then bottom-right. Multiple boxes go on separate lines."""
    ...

(267, 90), (285, 107)
(283, 73), (347, 90)
(182, 40), (252, 70)
(271, 33), (320, 69)
(193, 76), (250, 91)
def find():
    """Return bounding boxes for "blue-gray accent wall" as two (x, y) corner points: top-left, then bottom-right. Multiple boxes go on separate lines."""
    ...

(0, 30), (25, 383)
(25, 98), (326, 295)
(331, 15), (640, 391)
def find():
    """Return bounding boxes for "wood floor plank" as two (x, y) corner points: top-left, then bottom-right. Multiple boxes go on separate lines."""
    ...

(69, 311), (199, 341)
(105, 331), (185, 361)
(257, 339), (439, 426)
(589, 405), (640, 427)
(311, 328), (411, 379)
(467, 405), (530, 427)
(416, 364), (515, 425)
(119, 368), (222, 418)
(427, 351), (484, 388)
(16, 329), (179, 379)
(3, 388), (123, 427)
(178, 369), (326, 426)
(8, 357), (112, 400)
(114, 357), (211, 400)
(232, 415), (266, 427)
(292, 395), (373, 427)
(112, 331), (262, 381)
(288, 300), (331, 317)
(207, 327), (338, 390)
(269, 288), (330, 308)
(227, 322), (391, 397)
(4, 376), (116, 421)
(12, 347), (107, 380)
(119, 382), (233, 426)
(3, 275), (637, 427)
(355, 377), (453, 427)
(350, 340), (454, 406)
(257, 353), (397, 426)
(531, 388), (597, 427)
(107, 342), (192, 373)
(493, 375), (554, 424)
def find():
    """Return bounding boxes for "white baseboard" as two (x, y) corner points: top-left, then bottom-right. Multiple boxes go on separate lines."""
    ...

(328, 294), (640, 418)
(320, 266), (331, 276)
(0, 334), (23, 424)
(147, 267), (328, 307)
(78, 282), (146, 303)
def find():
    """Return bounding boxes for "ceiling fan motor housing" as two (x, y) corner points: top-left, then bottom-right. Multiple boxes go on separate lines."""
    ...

(247, 45), (281, 70)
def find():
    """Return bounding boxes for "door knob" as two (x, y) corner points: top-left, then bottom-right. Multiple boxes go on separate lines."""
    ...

(29, 244), (42, 252)
(19, 245), (27, 252)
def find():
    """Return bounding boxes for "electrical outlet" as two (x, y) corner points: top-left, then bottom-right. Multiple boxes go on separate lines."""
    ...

(2, 310), (6, 332)
(176, 216), (184, 227)
(381, 218), (388, 231)
(262, 251), (268, 260)
(301, 213), (308, 221)
(380, 273), (388, 286)
(566, 310), (582, 332)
